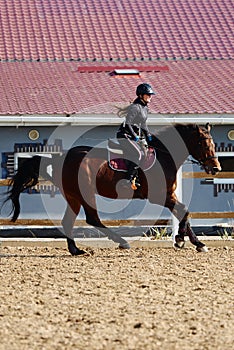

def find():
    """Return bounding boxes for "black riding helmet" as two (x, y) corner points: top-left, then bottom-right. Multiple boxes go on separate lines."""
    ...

(136, 83), (156, 96)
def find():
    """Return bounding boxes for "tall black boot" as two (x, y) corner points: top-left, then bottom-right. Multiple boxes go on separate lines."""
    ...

(126, 161), (140, 188)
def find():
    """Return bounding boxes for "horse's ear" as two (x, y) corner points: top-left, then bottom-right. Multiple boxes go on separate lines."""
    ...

(205, 122), (212, 132)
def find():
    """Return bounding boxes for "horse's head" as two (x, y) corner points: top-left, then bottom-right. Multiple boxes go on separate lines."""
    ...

(191, 123), (221, 175)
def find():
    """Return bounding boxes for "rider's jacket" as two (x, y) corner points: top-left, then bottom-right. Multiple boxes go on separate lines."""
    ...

(117, 97), (151, 140)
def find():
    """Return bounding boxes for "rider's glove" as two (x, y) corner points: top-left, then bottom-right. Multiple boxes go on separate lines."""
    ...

(140, 138), (148, 147)
(147, 135), (152, 142)
(134, 136), (139, 142)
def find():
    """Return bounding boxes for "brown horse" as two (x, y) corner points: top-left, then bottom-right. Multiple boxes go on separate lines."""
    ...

(3, 123), (221, 255)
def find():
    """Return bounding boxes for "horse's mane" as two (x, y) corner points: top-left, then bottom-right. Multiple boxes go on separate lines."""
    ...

(154, 123), (210, 142)
(152, 123), (204, 155)
(153, 123), (199, 138)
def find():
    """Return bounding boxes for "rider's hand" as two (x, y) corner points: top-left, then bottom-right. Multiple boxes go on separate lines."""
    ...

(134, 136), (139, 142)
(140, 138), (148, 148)
(147, 135), (152, 142)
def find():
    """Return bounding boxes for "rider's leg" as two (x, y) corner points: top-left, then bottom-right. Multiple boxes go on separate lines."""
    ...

(125, 160), (137, 178)
(117, 137), (142, 187)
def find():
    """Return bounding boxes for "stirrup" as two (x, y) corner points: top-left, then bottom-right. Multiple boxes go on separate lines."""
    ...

(131, 177), (140, 190)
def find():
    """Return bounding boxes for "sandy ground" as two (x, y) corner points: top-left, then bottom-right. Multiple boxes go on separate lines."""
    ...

(0, 245), (233, 350)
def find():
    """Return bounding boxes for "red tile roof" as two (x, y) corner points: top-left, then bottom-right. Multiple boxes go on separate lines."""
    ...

(0, 60), (233, 115)
(0, 0), (233, 117)
(0, 0), (233, 61)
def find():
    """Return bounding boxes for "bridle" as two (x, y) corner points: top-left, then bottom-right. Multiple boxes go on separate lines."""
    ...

(149, 131), (218, 169)
(188, 136), (218, 168)
(189, 156), (218, 168)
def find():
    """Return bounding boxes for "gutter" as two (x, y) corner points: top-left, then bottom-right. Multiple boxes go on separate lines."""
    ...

(0, 114), (234, 126)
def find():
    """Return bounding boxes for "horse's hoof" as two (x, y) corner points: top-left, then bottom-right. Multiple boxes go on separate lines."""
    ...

(173, 241), (185, 250)
(70, 249), (89, 256)
(174, 242), (185, 250)
(173, 237), (185, 249)
(119, 242), (130, 249)
(69, 247), (88, 256)
(78, 249), (89, 255)
(196, 245), (208, 253)
(174, 235), (185, 249)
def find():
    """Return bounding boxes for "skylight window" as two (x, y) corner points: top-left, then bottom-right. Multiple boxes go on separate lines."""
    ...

(110, 69), (140, 76)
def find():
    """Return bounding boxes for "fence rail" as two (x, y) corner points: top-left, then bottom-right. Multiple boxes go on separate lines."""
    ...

(0, 214), (233, 227)
(183, 172), (234, 179)
(0, 173), (233, 226)
(1, 172), (233, 186)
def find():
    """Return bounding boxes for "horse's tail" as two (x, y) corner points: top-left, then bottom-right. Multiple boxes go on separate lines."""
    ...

(3, 155), (42, 222)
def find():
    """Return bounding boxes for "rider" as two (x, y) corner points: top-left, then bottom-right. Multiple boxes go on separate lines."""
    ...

(116, 83), (156, 188)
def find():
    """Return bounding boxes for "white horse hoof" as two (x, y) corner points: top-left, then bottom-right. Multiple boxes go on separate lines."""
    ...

(173, 241), (185, 250)
(196, 245), (208, 253)
(119, 242), (130, 249)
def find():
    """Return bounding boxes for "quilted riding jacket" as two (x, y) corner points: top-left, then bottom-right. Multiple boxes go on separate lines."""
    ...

(117, 97), (151, 141)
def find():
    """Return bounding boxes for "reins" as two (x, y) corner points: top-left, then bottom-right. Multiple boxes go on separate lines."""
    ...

(187, 155), (218, 168)
(152, 133), (217, 169)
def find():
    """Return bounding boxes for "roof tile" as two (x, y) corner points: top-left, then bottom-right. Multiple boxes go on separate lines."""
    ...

(0, 61), (233, 115)
(0, 0), (233, 117)
(0, 0), (233, 61)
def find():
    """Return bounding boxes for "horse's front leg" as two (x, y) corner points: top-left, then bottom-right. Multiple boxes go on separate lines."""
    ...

(167, 198), (208, 252)
(164, 196), (186, 248)
(186, 221), (208, 252)
(175, 208), (208, 252)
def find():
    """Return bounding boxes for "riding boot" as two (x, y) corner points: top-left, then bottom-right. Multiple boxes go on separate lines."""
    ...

(126, 161), (140, 188)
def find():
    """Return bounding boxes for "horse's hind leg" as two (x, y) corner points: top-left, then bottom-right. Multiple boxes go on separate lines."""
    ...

(83, 203), (130, 249)
(62, 203), (87, 256)
(76, 157), (130, 249)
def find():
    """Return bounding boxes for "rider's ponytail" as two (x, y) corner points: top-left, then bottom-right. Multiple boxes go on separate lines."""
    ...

(114, 103), (132, 118)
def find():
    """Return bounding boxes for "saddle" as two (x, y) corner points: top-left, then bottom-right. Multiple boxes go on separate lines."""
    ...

(107, 139), (156, 172)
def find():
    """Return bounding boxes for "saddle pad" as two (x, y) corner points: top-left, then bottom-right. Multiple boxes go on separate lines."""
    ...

(108, 147), (156, 172)
(109, 157), (128, 171)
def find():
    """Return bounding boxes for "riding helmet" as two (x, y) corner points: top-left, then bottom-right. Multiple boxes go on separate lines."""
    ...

(136, 83), (156, 96)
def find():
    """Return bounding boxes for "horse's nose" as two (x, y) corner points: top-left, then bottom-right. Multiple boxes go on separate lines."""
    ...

(212, 166), (222, 174)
